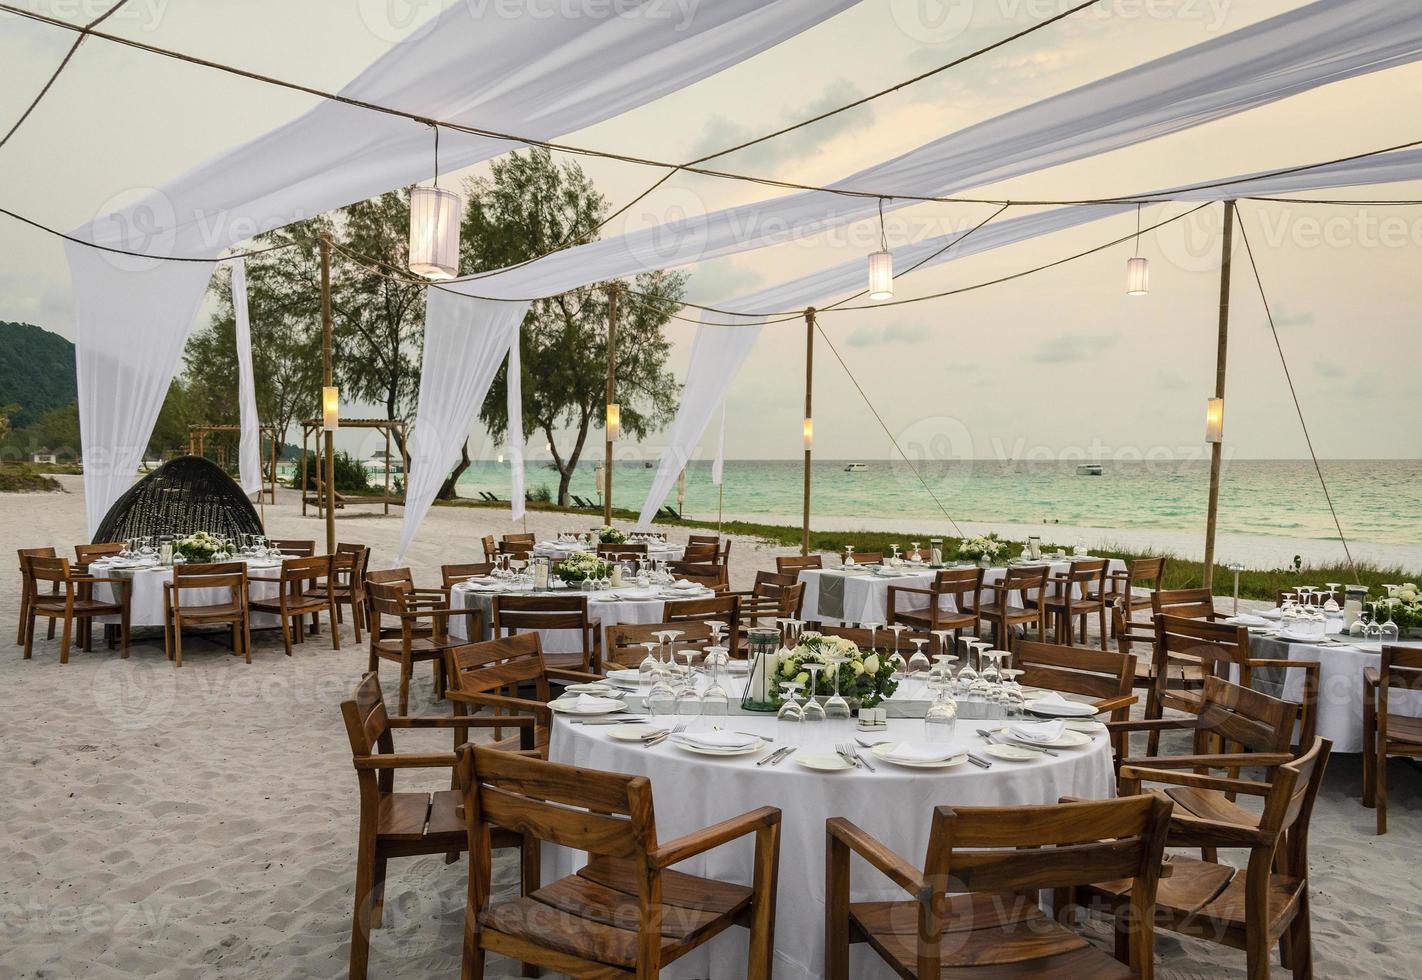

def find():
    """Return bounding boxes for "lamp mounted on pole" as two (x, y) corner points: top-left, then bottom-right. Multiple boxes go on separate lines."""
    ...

(603, 282), (619, 527)
(801, 307), (815, 556)
(318, 232), (337, 556)
(1202, 200), (1235, 592)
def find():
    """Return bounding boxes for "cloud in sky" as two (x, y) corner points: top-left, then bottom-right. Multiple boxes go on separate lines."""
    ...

(687, 78), (876, 173)
(1028, 332), (1120, 364)
(844, 320), (932, 347)
(1313, 359), (1345, 379)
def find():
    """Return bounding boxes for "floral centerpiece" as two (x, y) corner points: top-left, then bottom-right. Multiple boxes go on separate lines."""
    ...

(778, 633), (899, 708)
(1380, 584), (1422, 633)
(957, 533), (1008, 565)
(557, 551), (614, 583)
(175, 531), (223, 563)
(598, 525), (626, 544)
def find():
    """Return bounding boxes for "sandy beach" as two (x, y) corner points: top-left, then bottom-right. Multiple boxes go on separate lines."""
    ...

(3, 477), (1421, 979)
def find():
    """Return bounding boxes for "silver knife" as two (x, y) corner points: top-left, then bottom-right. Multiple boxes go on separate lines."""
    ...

(966, 753), (993, 769)
(977, 728), (1057, 757)
(756, 746), (792, 767)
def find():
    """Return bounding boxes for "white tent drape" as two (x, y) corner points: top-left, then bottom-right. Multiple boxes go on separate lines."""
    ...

(507, 336), (526, 523)
(231, 259), (262, 497)
(633, 145), (1422, 522)
(711, 403), (727, 487)
(65, 0), (860, 534)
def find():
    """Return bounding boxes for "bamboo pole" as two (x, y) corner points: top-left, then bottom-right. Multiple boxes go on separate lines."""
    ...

(801, 307), (815, 556)
(603, 283), (619, 526)
(1202, 201), (1234, 592)
(319, 233), (336, 556)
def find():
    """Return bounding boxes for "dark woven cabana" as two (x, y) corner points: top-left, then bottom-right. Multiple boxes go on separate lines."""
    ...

(93, 455), (263, 544)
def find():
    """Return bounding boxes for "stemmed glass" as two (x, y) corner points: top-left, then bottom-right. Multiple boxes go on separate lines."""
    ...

(843, 545), (856, 567)
(924, 662), (959, 742)
(907, 637), (930, 675)
(701, 646), (730, 717)
(822, 653), (851, 721)
(801, 663), (826, 723)
(638, 641), (661, 689)
(647, 660), (677, 722)
(889, 544), (901, 563)
(1365, 603), (1384, 643)
(1381, 605), (1401, 645)
(954, 636), (979, 694)
(665, 630), (685, 674)
(776, 680), (805, 743)
(861, 621), (883, 656)
(909, 541), (921, 563)
(887, 623), (908, 664)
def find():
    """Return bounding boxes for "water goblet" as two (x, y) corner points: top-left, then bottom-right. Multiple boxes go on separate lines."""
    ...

(638, 641), (660, 688)
(801, 664), (826, 722)
(843, 545), (856, 567)
(647, 667), (677, 722)
(889, 544), (901, 563)
(776, 680), (805, 743)
(887, 623), (908, 661)
(822, 654), (851, 721)
(700, 650), (730, 717)
(909, 541), (920, 562)
(954, 637), (979, 694)
(906, 637), (930, 675)
(861, 621), (883, 654)
(924, 668), (959, 743)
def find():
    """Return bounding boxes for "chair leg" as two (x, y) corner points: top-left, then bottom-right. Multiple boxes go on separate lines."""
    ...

(825, 834), (850, 980)
(279, 614), (293, 657)
(352, 597), (364, 644)
(120, 608), (130, 659)
(329, 602), (341, 650)
(1289, 891), (1313, 979)
(17, 591), (29, 645)
(173, 619), (184, 668)
(370, 855), (388, 929)
(59, 612), (72, 665)
(23, 611), (37, 659)
(1376, 745), (1388, 835)
(1361, 705), (1376, 808)
(1097, 607), (1108, 650)
(399, 657), (412, 715)
(351, 840), (377, 980)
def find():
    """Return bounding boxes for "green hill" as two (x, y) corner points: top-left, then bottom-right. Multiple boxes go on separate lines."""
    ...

(0, 321), (76, 429)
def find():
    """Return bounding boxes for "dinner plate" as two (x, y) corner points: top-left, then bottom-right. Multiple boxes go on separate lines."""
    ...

(1025, 700), (1099, 719)
(606, 724), (663, 742)
(982, 743), (1041, 762)
(793, 752), (854, 772)
(548, 698), (626, 716)
(669, 736), (765, 757)
(1062, 719), (1107, 735)
(614, 590), (660, 601)
(564, 683), (616, 695)
(869, 743), (968, 769)
(605, 668), (643, 686)
(997, 727), (1092, 749)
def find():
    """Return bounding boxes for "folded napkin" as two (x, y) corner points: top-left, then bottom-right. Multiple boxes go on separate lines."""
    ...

(1229, 613), (1272, 627)
(674, 731), (759, 750)
(671, 579), (699, 590)
(571, 694), (621, 712)
(1260, 608), (1283, 620)
(1029, 691), (1098, 717)
(885, 742), (960, 763)
(1005, 721), (1064, 744)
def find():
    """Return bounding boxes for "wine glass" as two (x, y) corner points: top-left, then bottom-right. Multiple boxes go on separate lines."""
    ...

(647, 665), (677, 722)
(909, 541), (921, 563)
(638, 641), (660, 688)
(776, 680), (805, 744)
(907, 637), (930, 675)
(861, 621), (883, 654)
(822, 653), (851, 721)
(674, 665), (702, 719)
(843, 545), (856, 567)
(924, 666), (959, 743)
(801, 664), (826, 722)
(700, 648), (730, 717)
(666, 630), (685, 672)
(889, 543), (901, 563)
(1381, 605), (1401, 646)
(954, 636), (979, 693)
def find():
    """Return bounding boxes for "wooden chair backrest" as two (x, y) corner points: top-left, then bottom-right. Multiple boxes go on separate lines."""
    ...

(366, 579), (413, 620)
(606, 621), (715, 667)
(1193, 676), (1295, 756)
(502, 533), (535, 546)
(18, 547), (57, 589)
(1129, 556), (1166, 587)
(74, 542), (124, 566)
(844, 549), (884, 566)
(28, 555), (73, 584)
(458, 743), (653, 859)
(494, 594), (591, 632)
(752, 570), (798, 593)
(687, 533), (720, 548)
(281, 554), (333, 589)
(664, 593), (739, 627)
(1256, 737), (1331, 878)
(1062, 558), (1108, 588)
(1155, 614), (1250, 684)
(1151, 587), (1216, 621)
(998, 564), (1049, 600)
(366, 567), (413, 589)
(666, 561), (727, 590)
(816, 622), (937, 654)
(774, 581), (806, 619)
(442, 562), (495, 587)
(334, 542), (369, 580)
(1377, 645), (1422, 719)
(1013, 639), (1134, 702)
(597, 541), (647, 557)
(776, 554), (822, 574)
(481, 534), (497, 562)
(270, 539), (315, 557)
(681, 542), (719, 563)
(172, 561), (247, 608)
(447, 633), (551, 702)
(931, 565), (984, 602)
(339, 672), (401, 796)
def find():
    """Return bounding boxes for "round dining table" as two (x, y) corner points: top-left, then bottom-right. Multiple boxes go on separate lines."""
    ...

(85, 556), (286, 627)
(547, 698), (1115, 980)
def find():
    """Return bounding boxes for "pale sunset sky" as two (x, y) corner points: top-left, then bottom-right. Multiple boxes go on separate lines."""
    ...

(2, 0), (1420, 463)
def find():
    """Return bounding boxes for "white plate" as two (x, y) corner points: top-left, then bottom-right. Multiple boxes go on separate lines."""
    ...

(793, 751), (854, 772)
(606, 724), (663, 742)
(549, 698), (626, 716)
(605, 669), (643, 686)
(615, 590), (660, 601)
(564, 683), (615, 695)
(1062, 719), (1107, 735)
(997, 727), (1092, 749)
(669, 736), (765, 757)
(982, 743), (1041, 762)
(869, 743), (968, 769)
(1025, 700), (1099, 719)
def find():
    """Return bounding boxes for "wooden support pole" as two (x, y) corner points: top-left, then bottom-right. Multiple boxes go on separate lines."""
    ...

(801, 307), (815, 556)
(1202, 201), (1234, 593)
(603, 283), (619, 526)
(319, 233), (336, 556)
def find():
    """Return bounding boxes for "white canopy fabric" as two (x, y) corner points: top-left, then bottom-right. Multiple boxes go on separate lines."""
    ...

(632, 145), (1422, 523)
(231, 259), (262, 496)
(64, 0), (861, 535)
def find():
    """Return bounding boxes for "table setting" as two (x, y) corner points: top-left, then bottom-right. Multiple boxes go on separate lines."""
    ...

(531, 528), (686, 562)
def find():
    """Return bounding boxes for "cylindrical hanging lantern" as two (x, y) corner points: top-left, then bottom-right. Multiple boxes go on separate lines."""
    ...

(606, 403), (621, 440)
(408, 185), (461, 279)
(867, 249), (894, 301)
(322, 386), (340, 430)
(1204, 397), (1225, 443)
(1126, 256), (1149, 296)
(802, 417), (814, 450)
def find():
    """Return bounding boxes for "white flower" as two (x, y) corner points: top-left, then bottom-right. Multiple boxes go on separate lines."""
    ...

(863, 653), (880, 675)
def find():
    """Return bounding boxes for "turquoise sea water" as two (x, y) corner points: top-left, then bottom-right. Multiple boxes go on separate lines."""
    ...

(451, 458), (1422, 546)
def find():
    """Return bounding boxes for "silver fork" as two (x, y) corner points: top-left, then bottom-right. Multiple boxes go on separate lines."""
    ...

(842, 743), (877, 772)
(834, 743), (860, 769)
(977, 727), (1057, 757)
(643, 722), (687, 747)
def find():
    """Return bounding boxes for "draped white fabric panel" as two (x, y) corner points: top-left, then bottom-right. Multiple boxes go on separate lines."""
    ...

(231, 259), (263, 496)
(506, 337), (526, 523)
(397, 292), (527, 563)
(446, 0), (1422, 305)
(633, 146), (1422, 522)
(65, 0), (860, 530)
(711, 403), (727, 487)
(636, 322), (763, 528)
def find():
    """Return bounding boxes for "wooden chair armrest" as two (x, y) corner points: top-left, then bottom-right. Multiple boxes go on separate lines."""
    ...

(388, 714), (535, 730)
(1119, 752), (1292, 771)
(648, 806), (781, 869)
(886, 586), (934, 597)
(445, 690), (553, 723)
(1092, 694), (1138, 713)
(1364, 666), (1380, 688)
(1164, 811), (1268, 848)
(1248, 658), (1320, 670)
(825, 817), (925, 898)
(352, 752), (457, 770)
(74, 576), (128, 587)
(547, 667), (607, 684)
(1104, 717), (1195, 734)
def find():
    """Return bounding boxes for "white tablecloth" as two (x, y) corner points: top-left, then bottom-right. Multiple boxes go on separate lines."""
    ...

(549, 711), (1115, 979)
(86, 559), (284, 627)
(798, 559), (1126, 625)
(531, 541), (686, 562)
(449, 584), (712, 654)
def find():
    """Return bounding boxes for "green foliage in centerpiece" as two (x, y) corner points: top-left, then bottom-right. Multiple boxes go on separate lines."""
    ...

(598, 525), (626, 544)
(956, 533), (1010, 563)
(778, 633), (899, 708)
(1378, 584), (1422, 631)
(557, 551), (614, 583)
(176, 531), (223, 564)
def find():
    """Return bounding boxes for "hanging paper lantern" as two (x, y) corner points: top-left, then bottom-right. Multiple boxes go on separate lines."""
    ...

(867, 249), (894, 301)
(408, 185), (461, 279)
(1126, 256), (1149, 296)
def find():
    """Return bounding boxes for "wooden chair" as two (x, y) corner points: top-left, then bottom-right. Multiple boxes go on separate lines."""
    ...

(597, 541), (648, 559)
(17, 547), (58, 645)
(1094, 557), (1166, 627)
(1041, 558), (1110, 648)
(1151, 587), (1219, 622)
(663, 593), (742, 651)
(605, 620), (716, 668)
(1014, 639), (1137, 762)
(163, 561), (250, 666)
(269, 538), (315, 557)
(682, 542), (718, 563)
(493, 594), (600, 673)
(445, 633), (601, 754)
(73, 541), (125, 571)
(332, 543), (370, 643)
(367, 580), (479, 713)
(975, 565), (1049, 650)
(455, 744), (782, 980)
(730, 570), (802, 630)
(826, 794), (1174, 979)
(499, 533), (535, 559)
(776, 553), (823, 575)
(665, 560), (728, 591)
(248, 555), (340, 657)
(481, 534), (498, 563)
(686, 533), (720, 550)
(1085, 737), (1331, 980)
(885, 566), (982, 641)
(842, 548), (884, 566)
(1362, 645), (1422, 834)
(340, 672), (536, 980)
(23, 556), (131, 663)
(442, 562), (496, 590)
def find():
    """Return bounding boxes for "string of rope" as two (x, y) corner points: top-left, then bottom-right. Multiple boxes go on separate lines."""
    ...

(0, 204), (298, 262)
(0, 0), (132, 150)
(814, 320), (964, 537)
(1232, 203), (1358, 580)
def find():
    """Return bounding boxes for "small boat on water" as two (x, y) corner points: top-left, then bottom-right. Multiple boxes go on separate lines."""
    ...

(844, 463), (868, 472)
(1076, 463), (1104, 476)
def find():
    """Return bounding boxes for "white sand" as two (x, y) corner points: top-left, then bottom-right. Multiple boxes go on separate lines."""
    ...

(2, 477), (1420, 979)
